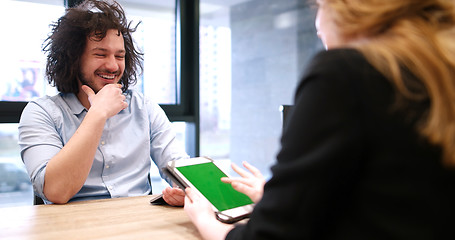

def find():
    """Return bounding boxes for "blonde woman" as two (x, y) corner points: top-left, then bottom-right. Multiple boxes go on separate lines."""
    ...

(185, 0), (455, 239)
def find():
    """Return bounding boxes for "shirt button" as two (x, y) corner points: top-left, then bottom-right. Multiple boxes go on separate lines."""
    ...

(108, 186), (113, 190)
(101, 141), (105, 145)
(105, 165), (110, 169)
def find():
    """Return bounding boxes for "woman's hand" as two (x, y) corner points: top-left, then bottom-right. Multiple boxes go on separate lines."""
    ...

(184, 188), (233, 240)
(221, 161), (265, 203)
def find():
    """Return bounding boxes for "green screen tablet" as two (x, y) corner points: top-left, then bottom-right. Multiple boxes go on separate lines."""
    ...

(176, 162), (253, 211)
(167, 157), (255, 223)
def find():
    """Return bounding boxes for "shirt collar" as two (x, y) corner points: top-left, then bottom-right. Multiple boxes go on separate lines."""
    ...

(62, 93), (85, 115)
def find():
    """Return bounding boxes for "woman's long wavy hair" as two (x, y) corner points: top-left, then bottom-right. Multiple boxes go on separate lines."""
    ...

(43, 0), (143, 93)
(323, 0), (455, 166)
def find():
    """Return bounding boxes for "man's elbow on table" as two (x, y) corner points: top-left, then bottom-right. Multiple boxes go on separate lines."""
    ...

(44, 186), (74, 204)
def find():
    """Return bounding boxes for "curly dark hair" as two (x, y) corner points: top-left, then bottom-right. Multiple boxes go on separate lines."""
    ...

(43, 0), (143, 93)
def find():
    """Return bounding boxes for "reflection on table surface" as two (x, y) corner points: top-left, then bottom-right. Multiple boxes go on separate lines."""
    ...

(0, 195), (201, 240)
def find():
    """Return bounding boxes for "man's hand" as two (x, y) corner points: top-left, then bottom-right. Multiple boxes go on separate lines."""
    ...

(81, 84), (127, 119)
(162, 187), (185, 206)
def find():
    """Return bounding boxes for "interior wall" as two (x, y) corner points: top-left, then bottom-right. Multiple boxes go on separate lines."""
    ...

(229, 0), (323, 177)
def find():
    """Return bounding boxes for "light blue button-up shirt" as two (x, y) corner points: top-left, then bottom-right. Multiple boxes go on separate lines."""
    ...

(18, 90), (189, 204)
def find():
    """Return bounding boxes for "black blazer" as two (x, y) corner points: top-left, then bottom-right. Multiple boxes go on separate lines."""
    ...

(227, 49), (455, 240)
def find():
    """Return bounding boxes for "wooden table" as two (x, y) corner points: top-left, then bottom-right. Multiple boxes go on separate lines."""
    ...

(0, 195), (201, 240)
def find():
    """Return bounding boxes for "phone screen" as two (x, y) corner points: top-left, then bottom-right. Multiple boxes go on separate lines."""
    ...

(176, 162), (253, 211)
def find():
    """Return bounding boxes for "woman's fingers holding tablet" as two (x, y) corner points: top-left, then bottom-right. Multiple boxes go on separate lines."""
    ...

(184, 188), (233, 240)
(184, 187), (194, 203)
(184, 188), (213, 221)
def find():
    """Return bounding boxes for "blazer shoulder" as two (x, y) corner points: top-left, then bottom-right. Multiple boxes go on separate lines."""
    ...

(299, 49), (371, 90)
(307, 48), (368, 73)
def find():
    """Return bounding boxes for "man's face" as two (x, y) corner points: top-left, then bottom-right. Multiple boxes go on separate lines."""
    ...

(79, 29), (126, 93)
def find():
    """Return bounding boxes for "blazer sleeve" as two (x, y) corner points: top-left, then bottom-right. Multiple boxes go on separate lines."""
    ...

(227, 49), (369, 239)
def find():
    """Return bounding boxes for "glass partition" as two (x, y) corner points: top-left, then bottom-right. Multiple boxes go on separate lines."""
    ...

(0, 123), (33, 208)
(199, 0), (322, 177)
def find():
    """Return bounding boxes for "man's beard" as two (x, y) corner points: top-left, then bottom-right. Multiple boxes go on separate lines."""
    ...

(78, 71), (122, 94)
(79, 72), (98, 94)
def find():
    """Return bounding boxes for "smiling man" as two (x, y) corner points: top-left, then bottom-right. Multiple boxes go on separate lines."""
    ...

(80, 29), (126, 91)
(18, 0), (188, 206)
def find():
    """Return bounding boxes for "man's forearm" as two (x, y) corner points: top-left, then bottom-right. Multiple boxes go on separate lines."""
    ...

(43, 110), (107, 203)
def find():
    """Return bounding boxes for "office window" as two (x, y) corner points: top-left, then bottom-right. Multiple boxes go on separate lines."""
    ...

(0, 1), (63, 102)
(0, 0), (194, 206)
(0, 0), (64, 208)
(0, 0), (177, 105)
(199, 0), (322, 177)
(118, 0), (177, 104)
(0, 123), (33, 207)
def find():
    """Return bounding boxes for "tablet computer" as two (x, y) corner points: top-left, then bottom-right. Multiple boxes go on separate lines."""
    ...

(166, 157), (255, 223)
